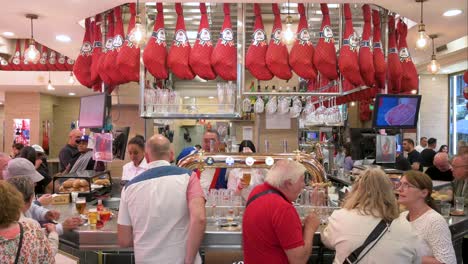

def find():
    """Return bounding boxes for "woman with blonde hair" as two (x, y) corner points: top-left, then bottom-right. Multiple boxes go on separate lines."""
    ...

(0, 181), (55, 263)
(321, 168), (422, 263)
(398, 171), (456, 264)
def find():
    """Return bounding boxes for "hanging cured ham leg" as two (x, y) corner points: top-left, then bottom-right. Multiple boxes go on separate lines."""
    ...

(397, 19), (418, 94)
(73, 18), (94, 88)
(339, 4), (364, 87)
(245, 3), (273, 81)
(266, 3), (292, 80)
(168, 3), (195, 80)
(211, 3), (237, 81)
(289, 3), (317, 81)
(372, 9), (386, 90)
(117, 3), (140, 83)
(189, 3), (216, 80)
(313, 3), (338, 83)
(359, 4), (375, 88)
(143, 3), (168, 80)
(387, 15), (402, 94)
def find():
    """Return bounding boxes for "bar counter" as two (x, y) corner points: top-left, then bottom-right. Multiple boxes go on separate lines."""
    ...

(50, 201), (468, 264)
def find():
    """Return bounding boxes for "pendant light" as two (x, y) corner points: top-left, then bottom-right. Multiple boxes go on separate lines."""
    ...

(25, 14), (40, 63)
(427, 34), (440, 74)
(129, 0), (147, 46)
(282, 0), (295, 45)
(68, 72), (75, 84)
(415, 0), (430, 50)
(47, 71), (55, 90)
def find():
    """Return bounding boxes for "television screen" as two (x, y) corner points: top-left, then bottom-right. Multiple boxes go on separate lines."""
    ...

(78, 94), (106, 128)
(306, 131), (318, 140)
(372, 94), (421, 128)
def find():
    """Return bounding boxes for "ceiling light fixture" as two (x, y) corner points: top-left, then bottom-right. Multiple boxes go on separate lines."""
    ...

(68, 72), (75, 84)
(282, 0), (295, 45)
(56, 34), (71, 42)
(68, 92), (76, 96)
(2, 32), (14, 37)
(427, 34), (440, 74)
(415, 0), (430, 50)
(411, 89), (417, 94)
(25, 14), (40, 64)
(443, 9), (462, 17)
(47, 71), (55, 91)
(129, 0), (147, 46)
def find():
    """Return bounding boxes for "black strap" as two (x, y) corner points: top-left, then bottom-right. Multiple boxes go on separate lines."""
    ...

(245, 189), (285, 208)
(14, 222), (24, 264)
(343, 220), (391, 264)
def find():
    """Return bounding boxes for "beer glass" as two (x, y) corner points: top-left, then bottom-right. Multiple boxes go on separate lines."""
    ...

(88, 209), (98, 226)
(75, 197), (86, 215)
(242, 172), (252, 186)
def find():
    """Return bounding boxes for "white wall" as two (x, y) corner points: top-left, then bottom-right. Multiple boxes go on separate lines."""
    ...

(418, 74), (449, 148)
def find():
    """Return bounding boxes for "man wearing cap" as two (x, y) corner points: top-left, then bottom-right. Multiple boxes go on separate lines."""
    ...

(59, 129), (83, 172)
(6, 158), (82, 234)
(32, 144), (52, 194)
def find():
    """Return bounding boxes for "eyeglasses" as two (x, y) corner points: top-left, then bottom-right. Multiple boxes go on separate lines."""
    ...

(397, 182), (418, 190)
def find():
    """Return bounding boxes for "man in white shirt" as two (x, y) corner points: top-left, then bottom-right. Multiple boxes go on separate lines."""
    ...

(118, 135), (206, 264)
(414, 137), (428, 153)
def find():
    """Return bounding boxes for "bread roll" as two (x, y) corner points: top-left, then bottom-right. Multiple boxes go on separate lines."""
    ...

(79, 187), (88, 192)
(63, 180), (73, 188)
(79, 179), (88, 187)
(59, 186), (66, 192)
(73, 179), (81, 188)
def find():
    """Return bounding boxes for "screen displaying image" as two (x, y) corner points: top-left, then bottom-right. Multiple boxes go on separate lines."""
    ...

(79, 94), (106, 128)
(372, 94), (421, 128)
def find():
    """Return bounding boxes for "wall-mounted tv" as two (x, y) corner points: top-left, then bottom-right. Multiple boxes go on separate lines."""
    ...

(78, 94), (107, 128)
(372, 94), (422, 129)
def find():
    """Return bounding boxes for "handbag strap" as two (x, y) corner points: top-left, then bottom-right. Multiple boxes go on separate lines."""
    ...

(246, 189), (286, 208)
(344, 219), (391, 264)
(14, 222), (24, 264)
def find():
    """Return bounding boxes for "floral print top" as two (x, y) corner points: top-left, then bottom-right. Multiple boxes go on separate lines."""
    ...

(0, 221), (55, 264)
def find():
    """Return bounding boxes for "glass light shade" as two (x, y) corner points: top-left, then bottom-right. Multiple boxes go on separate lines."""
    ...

(25, 43), (40, 63)
(415, 27), (430, 50)
(68, 72), (75, 84)
(129, 19), (147, 46)
(47, 80), (55, 90)
(427, 59), (440, 74)
(282, 20), (295, 46)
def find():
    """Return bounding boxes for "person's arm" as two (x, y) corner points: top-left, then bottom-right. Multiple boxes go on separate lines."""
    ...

(44, 223), (59, 256)
(117, 224), (134, 248)
(285, 212), (320, 264)
(421, 216), (456, 264)
(185, 197), (206, 264)
(421, 257), (443, 264)
(27, 203), (49, 221)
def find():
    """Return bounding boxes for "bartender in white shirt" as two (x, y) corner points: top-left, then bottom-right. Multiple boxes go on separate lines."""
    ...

(122, 135), (148, 182)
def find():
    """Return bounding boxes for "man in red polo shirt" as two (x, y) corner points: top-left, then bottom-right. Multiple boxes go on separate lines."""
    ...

(242, 159), (320, 264)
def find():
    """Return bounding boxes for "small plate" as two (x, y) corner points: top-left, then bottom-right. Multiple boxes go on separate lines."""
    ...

(450, 210), (466, 216)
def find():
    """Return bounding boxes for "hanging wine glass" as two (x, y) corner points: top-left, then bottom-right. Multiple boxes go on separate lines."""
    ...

(254, 96), (264, 113)
(266, 95), (277, 114)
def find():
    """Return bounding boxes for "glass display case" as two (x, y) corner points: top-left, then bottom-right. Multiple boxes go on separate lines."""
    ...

(53, 170), (112, 201)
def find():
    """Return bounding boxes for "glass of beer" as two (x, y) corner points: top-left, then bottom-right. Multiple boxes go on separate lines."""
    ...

(88, 209), (98, 226)
(75, 197), (86, 215)
(242, 172), (251, 186)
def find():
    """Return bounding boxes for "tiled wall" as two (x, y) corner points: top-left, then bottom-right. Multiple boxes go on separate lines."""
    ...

(418, 74), (449, 147)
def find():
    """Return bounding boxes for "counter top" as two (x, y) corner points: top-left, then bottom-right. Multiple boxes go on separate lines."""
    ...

(48, 201), (468, 252)
(327, 175), (452, 190)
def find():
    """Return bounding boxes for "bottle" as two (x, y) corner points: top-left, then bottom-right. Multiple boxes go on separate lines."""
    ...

(97, 199), (104, 212)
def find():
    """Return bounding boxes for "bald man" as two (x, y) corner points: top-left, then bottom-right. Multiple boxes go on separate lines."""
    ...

(118, 135), (206, 264)
(58, 129), (83, 172)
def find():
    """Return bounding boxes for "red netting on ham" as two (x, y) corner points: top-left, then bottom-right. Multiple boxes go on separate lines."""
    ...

(245, 4), (273, 81)
(66, 57), (74, 71)
(56, 53), (68, 71)
(168, 3), (195, 80)
(189, 3), (216, 80)
(266, 3), (292, 80)
(10, 40), (22, 71)
(143, 3), (168, 80)
(104, 6), (125, 85)
(91, 14), (103, 85)
(116, 3), (140, 83)
(37, 45), (48, 71)
(313, 4), (338, 82)
(397, 19), (418, 94)
(289, 3), (317, 81)
(372, 10), (386, 90)
(387, 15), (402, 94)
(385, 103), (416, 125)
(358, 4), (375, 87)
(211, 3), (237, 81)
(73, 18), (94, 88)
(98, 12), (115, 86)
(339, 4), (364, 87)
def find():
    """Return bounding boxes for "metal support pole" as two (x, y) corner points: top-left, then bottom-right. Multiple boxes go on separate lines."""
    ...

(338, 4), (343, 95)
(236, 3), (245, 118)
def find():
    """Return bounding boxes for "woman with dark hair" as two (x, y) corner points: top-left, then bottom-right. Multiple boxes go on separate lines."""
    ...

(227, 140), (267, 201)
(19, 146), (37, 165)
(398, 171), (456, 264)
(438, 145), (448, 153)
(122, 135), (148, 182)
(11, 143), (24, 158)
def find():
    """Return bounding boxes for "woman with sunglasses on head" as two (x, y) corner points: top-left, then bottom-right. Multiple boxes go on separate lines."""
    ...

(398, 171), (456, 264)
